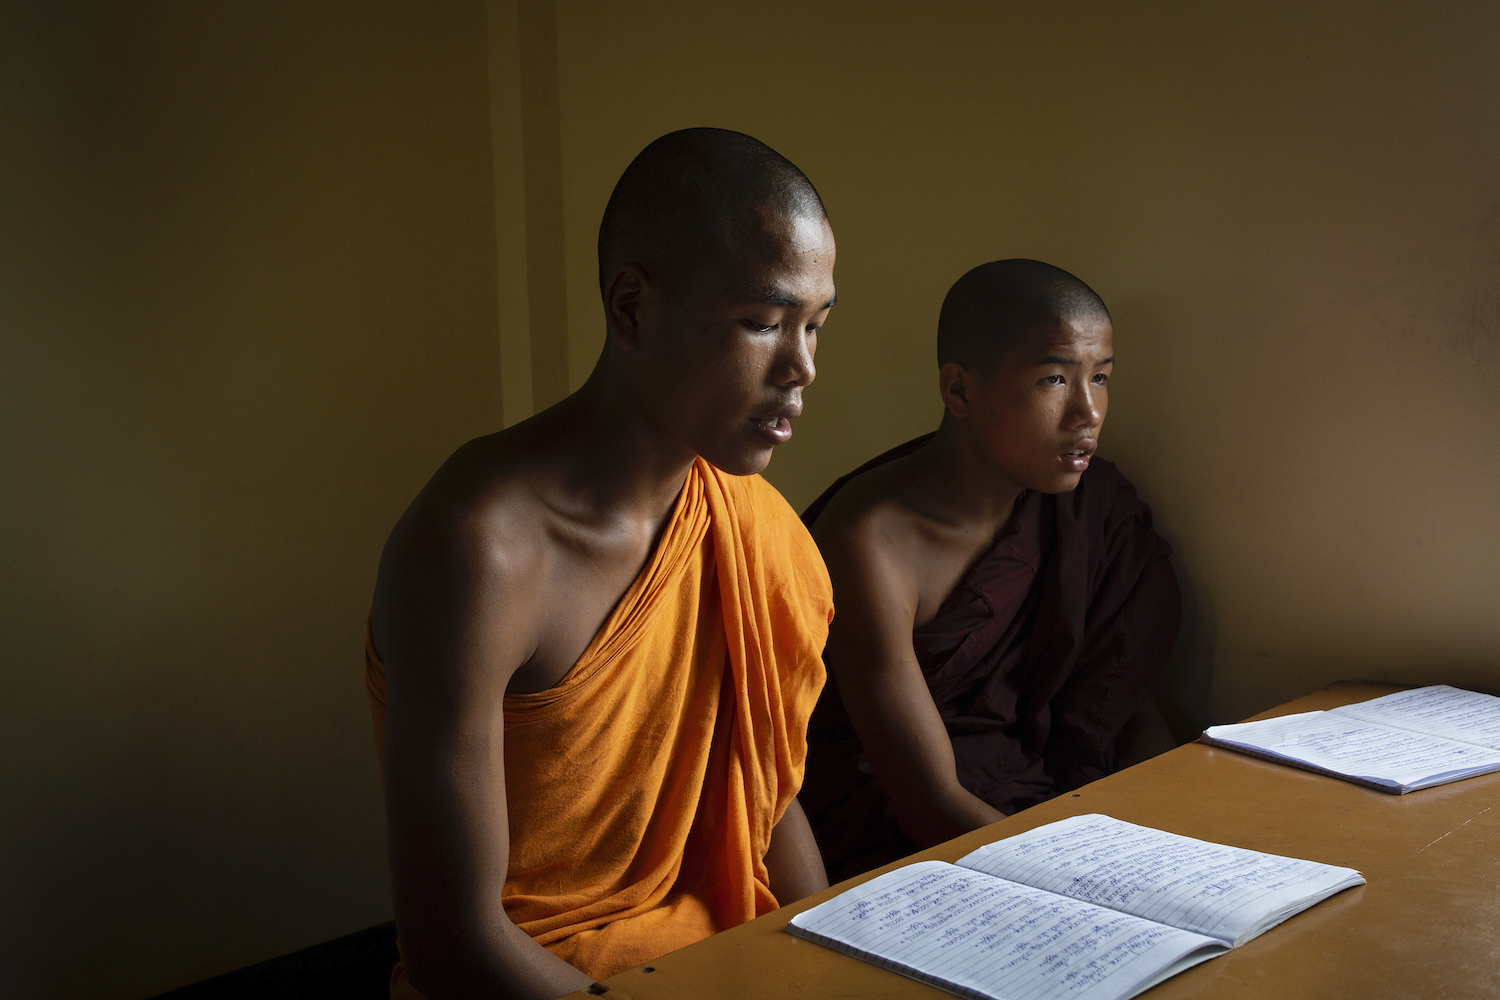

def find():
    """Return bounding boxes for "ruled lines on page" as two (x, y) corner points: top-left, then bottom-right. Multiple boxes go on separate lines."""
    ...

(957, 815), (1363, 946)
(788, 861), (1223, 1000)
(1332, 685), (1500, 750)
(1203, 710), (1500, 789)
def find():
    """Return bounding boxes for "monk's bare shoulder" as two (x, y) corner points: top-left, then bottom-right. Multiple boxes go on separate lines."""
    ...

(808, 454), (930, 603)
(810, 453), (932, 554)
(371, 418), (564, 673)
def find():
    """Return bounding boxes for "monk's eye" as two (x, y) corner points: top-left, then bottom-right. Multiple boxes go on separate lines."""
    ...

(741, 320), (777, 334)
(1091, 372), (1109, 385)
(1042, 374), (1065, 386)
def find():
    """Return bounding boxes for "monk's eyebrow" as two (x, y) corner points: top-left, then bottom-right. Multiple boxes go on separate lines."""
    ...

(748, 288), (803, 307)
(745, 289), (839, 309)
(1034, 355), (1114, 365)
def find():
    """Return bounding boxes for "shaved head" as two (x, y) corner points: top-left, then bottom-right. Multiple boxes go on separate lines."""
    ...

(937, 259), (1110, 372)
(597, 128), (827, 298)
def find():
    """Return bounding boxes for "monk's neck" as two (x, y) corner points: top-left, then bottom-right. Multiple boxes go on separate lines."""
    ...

(912, 421), (1027, 535)
(547, 374), (699, 525)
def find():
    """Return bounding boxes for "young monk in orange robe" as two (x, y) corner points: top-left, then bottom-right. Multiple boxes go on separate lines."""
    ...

(365, 129), (837, 999)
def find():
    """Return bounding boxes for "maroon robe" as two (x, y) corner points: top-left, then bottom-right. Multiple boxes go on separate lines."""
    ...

(800, 434), (1181, 881)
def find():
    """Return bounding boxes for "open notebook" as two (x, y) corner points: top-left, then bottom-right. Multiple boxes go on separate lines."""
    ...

(787, 814), (1362, 1000)
(1200, 684), (1500, 793)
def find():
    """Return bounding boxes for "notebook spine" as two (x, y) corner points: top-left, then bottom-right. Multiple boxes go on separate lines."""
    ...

(785, 923), (990, 1000)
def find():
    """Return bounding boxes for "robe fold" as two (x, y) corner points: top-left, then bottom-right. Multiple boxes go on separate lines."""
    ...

(366, 459), (831, 988)
(800, 434), (1181, 882)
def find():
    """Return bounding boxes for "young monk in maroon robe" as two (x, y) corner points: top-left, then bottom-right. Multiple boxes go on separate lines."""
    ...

(800, 259), (1180, 882)
(368, 130), (836, 1000)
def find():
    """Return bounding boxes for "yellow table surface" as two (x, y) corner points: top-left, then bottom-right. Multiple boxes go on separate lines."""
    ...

(566, 681), (1500, 1000)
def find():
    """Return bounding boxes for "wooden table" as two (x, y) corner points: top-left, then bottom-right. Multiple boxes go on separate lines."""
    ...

(567, 682), (1500, 999)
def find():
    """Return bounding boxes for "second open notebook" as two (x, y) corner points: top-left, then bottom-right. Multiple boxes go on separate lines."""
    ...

(786, 814), (1362, 1000)
(1199, 684), (1500, 793)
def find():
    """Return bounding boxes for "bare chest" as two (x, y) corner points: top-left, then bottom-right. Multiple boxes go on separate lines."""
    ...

(506, 530), (660, 696)
(911, 531), (1000, 630)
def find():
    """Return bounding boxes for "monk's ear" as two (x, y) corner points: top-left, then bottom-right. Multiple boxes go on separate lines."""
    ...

(604, 263), (652, 352)
(939, 361), (975, 419)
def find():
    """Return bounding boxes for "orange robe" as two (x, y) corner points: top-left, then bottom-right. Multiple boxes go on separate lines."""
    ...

(366, 459), (831, 988)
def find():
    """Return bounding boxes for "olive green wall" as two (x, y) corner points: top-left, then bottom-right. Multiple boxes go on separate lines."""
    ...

(547, 0), (1500, 728)
(4, 2), (1498, 997)
(1, 2), (500, 996)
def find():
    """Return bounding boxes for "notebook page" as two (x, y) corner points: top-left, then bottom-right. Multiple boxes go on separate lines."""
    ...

(1203, 710), (1500, 788)
(788, 861), (1224, 1000)
(957, 815), (1363, 946)
(1332, 685), (1500, 750)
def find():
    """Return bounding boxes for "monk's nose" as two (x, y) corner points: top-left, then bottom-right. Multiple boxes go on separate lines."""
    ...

(1067, 384), (1103, 427)
(780, 329), (816, 387)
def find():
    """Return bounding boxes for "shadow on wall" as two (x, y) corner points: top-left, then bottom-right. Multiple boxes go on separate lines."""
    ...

(1387, 665), (1500, 700)
(1091, 296), (1218, 740)
(1156, 533), (1217, 741)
